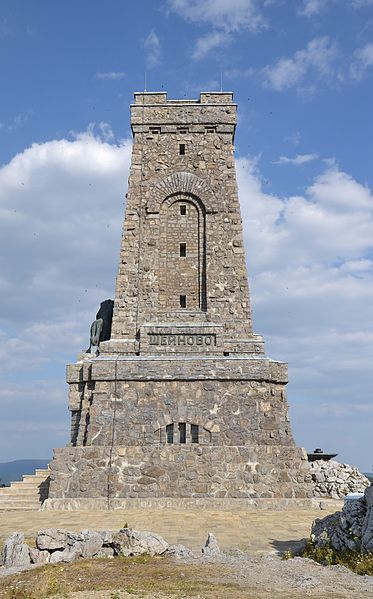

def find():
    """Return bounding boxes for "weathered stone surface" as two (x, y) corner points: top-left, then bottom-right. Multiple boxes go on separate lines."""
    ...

(202, 532), (220, 555)
(48, 91), (313, 504)
(36, 528), (68, 551)
(80, 530), (103, 557)
(29, 548), (50, 565)
(361, 484), (373, 552)
(98, 530), (114, 545)
(1, 533), (30, 568)
(312, 483), (373, 553)
(166, 544), (194, 559)
(309, 460), (370, 499)
(112, 528), (168, 556)
(49, 549), (78, 564)
(95, 546), (115, 558)
(49, 445), (312, 500)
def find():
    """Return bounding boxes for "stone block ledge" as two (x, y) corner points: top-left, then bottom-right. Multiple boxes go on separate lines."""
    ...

(42, 497), (343, 512)
(66, 357), (288, 384)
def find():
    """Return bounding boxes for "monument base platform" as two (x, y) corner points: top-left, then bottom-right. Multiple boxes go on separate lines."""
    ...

(48, 444), (314, 503)
(42, 496), (343, 511)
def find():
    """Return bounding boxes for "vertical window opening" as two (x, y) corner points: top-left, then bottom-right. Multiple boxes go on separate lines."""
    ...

(180, 243), (186, 257)
(179, 143), (185, 155)
(191, 424), (199, 443)
(166, 423), (174, 444)
(180, 205), (186, 215)
(179, 422), (186, 444)
(180, 295), (187, 308)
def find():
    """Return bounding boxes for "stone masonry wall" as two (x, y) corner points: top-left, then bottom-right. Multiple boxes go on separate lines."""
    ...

(49, 445), (313, 500)
(108, 92), (254, 354)
(69, 378), (294, 449)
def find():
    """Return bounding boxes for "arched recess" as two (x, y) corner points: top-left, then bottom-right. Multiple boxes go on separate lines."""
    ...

(146, 171), (216, 214)
(158, 193), (207, 312)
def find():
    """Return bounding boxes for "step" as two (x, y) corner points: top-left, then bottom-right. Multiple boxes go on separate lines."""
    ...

(3, 487), (45, 495)
(0, 499), (42, 508)
(10, 481), (49, 490)
(0, 491), (48, 501)
(22, 474), (49, 483)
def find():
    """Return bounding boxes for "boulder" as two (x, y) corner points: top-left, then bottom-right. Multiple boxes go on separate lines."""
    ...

(166, 544), (194, 559)
(1, 532), (31, 568)
(312, 483), (373, 553)
(98, 530), (114, 545)
(29, 548), (50, 565)
(202, 532), (220, 556)
(310, 460), (370, 499)
(361, 484), (373, 553)
(80, 530), (103, 558)
(94, 546), (115, 558)
(111, 528), (169, 556)
(65, 531), (84, 556)
(49, 549), (79, 564)
(36, 528), (68, 551)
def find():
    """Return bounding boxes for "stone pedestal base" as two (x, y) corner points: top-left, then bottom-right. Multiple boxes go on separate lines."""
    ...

(48, 445), (314, 503)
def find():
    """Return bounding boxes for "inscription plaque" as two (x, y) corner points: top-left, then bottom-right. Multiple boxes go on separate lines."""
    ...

(149, 333), (216, 347)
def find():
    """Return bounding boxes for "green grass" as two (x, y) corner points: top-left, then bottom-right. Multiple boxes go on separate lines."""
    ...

(298, 540), (373, 576)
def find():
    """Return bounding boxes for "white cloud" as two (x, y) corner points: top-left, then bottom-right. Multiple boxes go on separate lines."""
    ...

(350, 43), (373, 81)
(224, 67), (255, 79)
(300, 0), (373, 17)
(167, 0), (266, 58)
(192, 31), (230, 60)
(236, 157), (373, 468)
(299, 0), (328, 17)
(167, 0), (265, 33)
(274, 153), (319, 165)
(95, 71), (125, 80)
(143, 30), (161, 68)
(1, 133), (373, 469)
(262, 36), (338, 92)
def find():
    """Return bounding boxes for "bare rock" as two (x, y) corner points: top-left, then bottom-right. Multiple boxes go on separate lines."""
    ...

(29, 547), (50, 565)
(310, 460), (370, 499)
(94, 546), (115, 558)
(36, 528), (68, 551)
(312, 486), (373, 553)
(80, 530), (103, 557)
(166, 544), (194, 559)
(1, 533), (31, 568)
(202, 532), (221, 555)
(361, 485), (373, 552)
(49, 549), (79, 564)
(112, 528), (169, 556)
(98, 530), (114, 545)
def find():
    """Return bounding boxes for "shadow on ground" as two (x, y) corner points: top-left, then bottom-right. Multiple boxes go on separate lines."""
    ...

(270, 538), (307, 555)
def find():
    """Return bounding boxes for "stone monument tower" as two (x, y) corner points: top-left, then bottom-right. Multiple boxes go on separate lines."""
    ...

(47, 92), (312, 509)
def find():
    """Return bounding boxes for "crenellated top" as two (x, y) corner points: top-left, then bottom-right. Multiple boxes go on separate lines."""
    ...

(131, 92), (237, 136)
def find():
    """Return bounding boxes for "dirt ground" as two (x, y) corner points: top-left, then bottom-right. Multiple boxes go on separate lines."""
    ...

(1, 552), (373, 599)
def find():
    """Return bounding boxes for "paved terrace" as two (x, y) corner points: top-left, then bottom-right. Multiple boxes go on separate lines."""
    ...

(0, 506), (340, 554)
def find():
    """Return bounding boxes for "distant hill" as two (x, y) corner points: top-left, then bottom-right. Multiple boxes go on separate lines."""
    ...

(363, 473), (373, 483)
(0, 459), (49, 486)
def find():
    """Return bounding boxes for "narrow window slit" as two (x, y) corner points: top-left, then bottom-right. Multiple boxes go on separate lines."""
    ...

(180, 205), (186, 215)
(180, 243), (186, 257)
(166, 423), (174, 444)
(180, 295), (187, 308)
(191, 424), (199, 443)
(179, 143), (185, 155)
(179, 423), (186, 444)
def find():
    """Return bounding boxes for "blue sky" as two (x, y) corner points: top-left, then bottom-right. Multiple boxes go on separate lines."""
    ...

(1, 0), (373, 471)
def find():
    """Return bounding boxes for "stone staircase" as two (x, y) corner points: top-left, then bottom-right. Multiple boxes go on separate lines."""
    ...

(0, 468), (50, 511)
